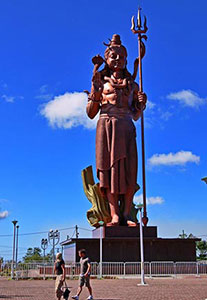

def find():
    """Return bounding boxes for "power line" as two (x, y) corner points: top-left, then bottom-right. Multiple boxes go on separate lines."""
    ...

(0, 251), (26, 255)
(0, 245), (27, 249)
(78, 227), (92, 232)
(0, 226), (94, 238)
(70, 228), (76, 239)
(58, 227), (76, 232)
(0, 226), (75, 238)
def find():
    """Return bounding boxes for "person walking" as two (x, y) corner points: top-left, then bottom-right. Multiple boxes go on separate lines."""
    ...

(54, 252), (65, 300)
(72, 249), (93, 300)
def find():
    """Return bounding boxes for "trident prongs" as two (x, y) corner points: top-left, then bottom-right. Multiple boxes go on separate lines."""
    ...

(131, 16), (136, 32)
(137, 7), (142, 29)
(131, 8), (148, 35)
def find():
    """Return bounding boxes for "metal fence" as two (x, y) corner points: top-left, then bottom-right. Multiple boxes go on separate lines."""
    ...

(1, 261), (207, 279)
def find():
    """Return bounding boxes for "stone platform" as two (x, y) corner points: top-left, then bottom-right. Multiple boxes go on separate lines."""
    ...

(61, 225), (200, 263)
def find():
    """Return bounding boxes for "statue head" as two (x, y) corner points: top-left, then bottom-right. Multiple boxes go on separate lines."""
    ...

(104, 34), (127, 71)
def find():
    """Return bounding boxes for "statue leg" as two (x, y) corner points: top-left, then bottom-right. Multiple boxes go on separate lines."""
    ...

(124, 187), (136, 226)
(106, 189), (119, 225)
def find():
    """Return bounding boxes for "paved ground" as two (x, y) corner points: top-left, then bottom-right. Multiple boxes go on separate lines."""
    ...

(0, 276), (207, 300)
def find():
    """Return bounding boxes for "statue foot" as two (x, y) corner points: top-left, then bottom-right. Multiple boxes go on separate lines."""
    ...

(124, 215), (137, 227)
(126, 220), (137, 227)
(106, 221), (119, 227)
(107, 215), (119, 226)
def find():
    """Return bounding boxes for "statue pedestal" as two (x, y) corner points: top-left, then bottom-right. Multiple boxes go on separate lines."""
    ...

(61, 225), (199, 263)
(92, 225), (157, 238)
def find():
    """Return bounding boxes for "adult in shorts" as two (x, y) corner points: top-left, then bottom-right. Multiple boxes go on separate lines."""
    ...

(54, 252), (65, 300)
(72, 249), (93, 300)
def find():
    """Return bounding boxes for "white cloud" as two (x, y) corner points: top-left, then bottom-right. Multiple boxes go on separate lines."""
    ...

(36, 94), (53, 101)
(1, 95), (24, 103)
(147, 196), (164, 205)
(134, 194), (164, 205)
(40, 92), (97, 129)
(167, 89), (206, 108)
(2, 95), (15, 103)
(147, 101), (156, 110)
(148, 151), (200, 166)
(0, 210), (9, 219)
(39, 84), (48, 94)
(160, 111), (173, 121)
(36, 84), (53, 101)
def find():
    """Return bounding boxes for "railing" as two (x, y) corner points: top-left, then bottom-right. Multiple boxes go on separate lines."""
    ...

(1, 261), (207, 279)
(150, 261), (175, 277)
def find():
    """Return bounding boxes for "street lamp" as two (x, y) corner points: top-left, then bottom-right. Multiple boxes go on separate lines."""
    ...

(41, 238), (48, 280)
(41, 238), (48, 261)
(98, 221), (104, 279)
(136, 204), (147, 286)
(48, 229), (60, 263)
(15, 225), (19, 267)
(11, 220), (18, 279)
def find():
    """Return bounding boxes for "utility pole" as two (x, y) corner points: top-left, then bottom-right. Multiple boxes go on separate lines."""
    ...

(75, 225), (79, 238)
(179, 230), (187, 239)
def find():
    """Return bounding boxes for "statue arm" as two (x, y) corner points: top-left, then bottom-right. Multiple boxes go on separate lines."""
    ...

(86, 98), (100, 119)
(86, 71), (103, 119)
(132, 82), (147, 121)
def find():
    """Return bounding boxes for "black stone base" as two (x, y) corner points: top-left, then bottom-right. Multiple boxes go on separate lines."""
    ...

(62, 236), (199, 263)
(92, 225), (157, 238)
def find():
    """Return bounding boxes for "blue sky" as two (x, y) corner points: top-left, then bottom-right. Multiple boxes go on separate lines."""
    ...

(0, 0), (207, 260)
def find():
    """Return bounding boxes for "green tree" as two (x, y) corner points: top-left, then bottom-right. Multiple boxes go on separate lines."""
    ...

(23, 247), (43, 262)
(196, 240), (207, 260)
(23, 247), (53, 262)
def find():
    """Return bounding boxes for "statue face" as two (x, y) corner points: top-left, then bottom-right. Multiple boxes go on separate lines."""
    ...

(106, 47), (127, 71)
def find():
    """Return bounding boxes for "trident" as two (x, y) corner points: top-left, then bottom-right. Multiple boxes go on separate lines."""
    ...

(131, 7), (148, 226)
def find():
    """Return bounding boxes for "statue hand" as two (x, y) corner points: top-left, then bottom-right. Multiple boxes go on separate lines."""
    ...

(137, 92), (147, 110)
(92, 55), (105, 66)
(91, 71), (103, 95)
